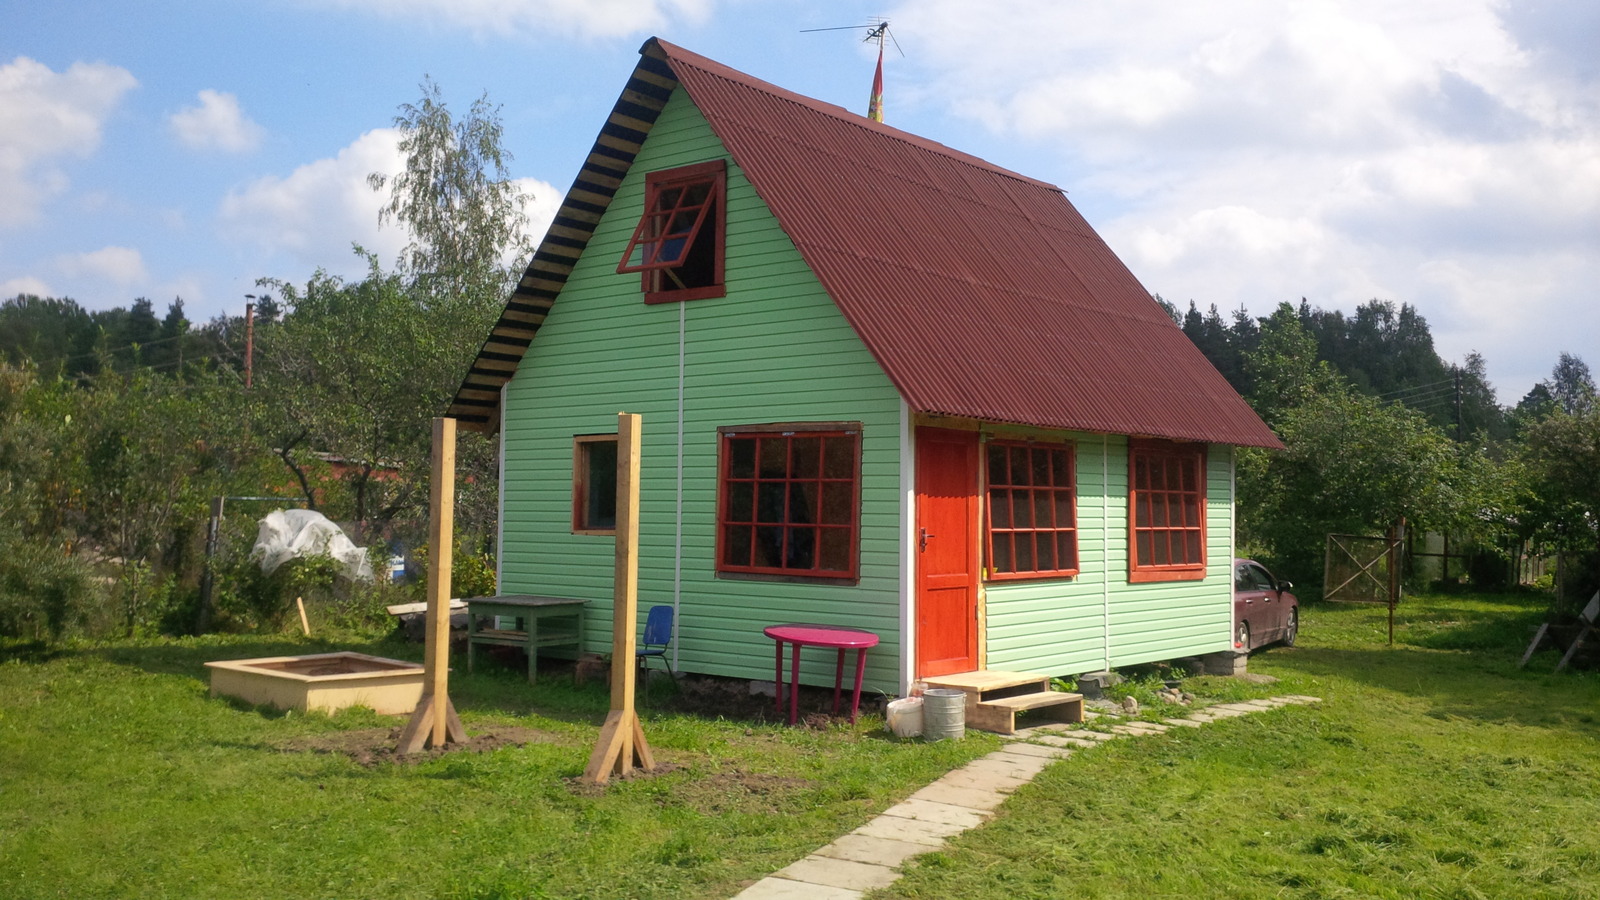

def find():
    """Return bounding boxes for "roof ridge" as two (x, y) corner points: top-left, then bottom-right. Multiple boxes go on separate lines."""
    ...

(647, 37), (1062, 195)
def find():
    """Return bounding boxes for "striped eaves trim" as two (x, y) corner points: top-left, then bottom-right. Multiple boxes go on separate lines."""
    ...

(446, 42), (679, 432)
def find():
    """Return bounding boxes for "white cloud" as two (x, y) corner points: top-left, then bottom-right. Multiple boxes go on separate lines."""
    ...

(169, 89), (265, 153)
(1, 275), (54, 298)
(892, 0), (1600, 397)
(219, 129), (556, 279)
(0, 57), (137, 227)
(309, 0), (715, 39)
(55, 246), (149, 287)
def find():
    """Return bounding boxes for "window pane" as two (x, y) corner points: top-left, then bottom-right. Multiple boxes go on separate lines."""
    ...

(754, 526), (784, 568)
(1054, 491), (1073, 527)
(681, 182), (710, 205)
(726, 481), (754, 523)
(989, 489), (1011, 528)
(1009, 446), (1031, 485)
(786, 527), (816, 569)
(584, 440), (617, 529)
(757, 482), (786, 523)
(788, 482), (818, 524)
(1137, 531), (1154, 565)
(728, 438), (755, 479)
(1034, 532), (1055, 571)
(819, 528), (851, 572)
(791, 436), (821, 478)
(1181, 459), (1197, 491)
(1016, 489), (1034, 528)
(1033, 491), (1051, 528)
(1134, 457), (1149, 490)
(1057, 532), (1076, 569)
(657, 186), (683, 208)
(1015, 531), (1036, 570)
(987, 444), (1008, 484)
(1185, 531), (1203, 565)
(1031, 449), (1051, 487)
(723, 524), (751, 567)
(758, 438), (787, 478)
(992, 533), (1014, 573)
(823, 436), (854, 478)
(1153, 532), (1171, 566)
(821, 482), (852, 525)
(1136, 496), (1152, 528)
(1051, 449), (1071, 487)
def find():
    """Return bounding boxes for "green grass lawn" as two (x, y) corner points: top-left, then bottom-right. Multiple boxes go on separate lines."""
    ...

(4, 592), (1597, 900)
(0, 632), (996, 900)
(877, 591), (1600, 900)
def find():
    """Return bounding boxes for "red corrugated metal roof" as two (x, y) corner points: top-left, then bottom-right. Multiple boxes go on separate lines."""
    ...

(654, 39), (1281, 449)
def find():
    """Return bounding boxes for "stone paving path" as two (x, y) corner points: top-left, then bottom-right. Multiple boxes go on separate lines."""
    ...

(731, 694), (1322, 899)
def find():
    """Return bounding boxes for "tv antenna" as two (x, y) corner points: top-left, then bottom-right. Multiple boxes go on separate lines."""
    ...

(800, 19), (904, 58)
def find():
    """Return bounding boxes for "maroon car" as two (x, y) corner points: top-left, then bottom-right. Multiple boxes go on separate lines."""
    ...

(1234, 558), (1298, 651)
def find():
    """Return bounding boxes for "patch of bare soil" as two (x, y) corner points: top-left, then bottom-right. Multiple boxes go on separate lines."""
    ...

(275, 725), (558, 767)
(671, 770), (817, 813)
(666, 673), (879, 728)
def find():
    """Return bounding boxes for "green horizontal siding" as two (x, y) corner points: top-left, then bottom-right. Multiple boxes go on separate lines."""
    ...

(501, 87), (904, 692)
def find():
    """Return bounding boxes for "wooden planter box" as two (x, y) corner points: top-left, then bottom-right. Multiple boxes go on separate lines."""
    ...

(205, 652), (425, 715)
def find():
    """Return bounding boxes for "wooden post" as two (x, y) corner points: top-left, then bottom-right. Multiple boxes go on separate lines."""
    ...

(582, 412), (655, 784)
(397, 417), (467, 753)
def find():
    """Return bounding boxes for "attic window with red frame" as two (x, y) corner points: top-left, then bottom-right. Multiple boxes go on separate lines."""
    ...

(716, 424), (860, 580)
(985, 440), (1078, 580)
(1128, 439), (1207, 583)
(616, 159), (726, 303)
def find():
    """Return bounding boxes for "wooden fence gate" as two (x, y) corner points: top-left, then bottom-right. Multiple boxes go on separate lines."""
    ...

(1324, 521), (1406, 644)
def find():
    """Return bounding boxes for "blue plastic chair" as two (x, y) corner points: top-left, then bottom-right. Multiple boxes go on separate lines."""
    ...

(636, 604), (675, 684)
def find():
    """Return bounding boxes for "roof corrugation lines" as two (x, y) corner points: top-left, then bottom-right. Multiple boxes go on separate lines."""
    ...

(450, 38), (1282, 450)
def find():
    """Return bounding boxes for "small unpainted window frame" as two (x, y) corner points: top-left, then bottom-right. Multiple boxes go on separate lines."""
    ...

(573, 434), (618, 535)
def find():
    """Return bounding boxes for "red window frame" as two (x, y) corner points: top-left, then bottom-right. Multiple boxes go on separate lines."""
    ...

(616, 160), (726, 304)
(572, 435), (617, 535)
(984, 439), (1079, 580)
(1128, 439), (1207, 583)
(716, 424), (861, 580)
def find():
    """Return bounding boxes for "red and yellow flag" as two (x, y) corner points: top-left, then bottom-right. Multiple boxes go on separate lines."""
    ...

(867, 44), (884, 123)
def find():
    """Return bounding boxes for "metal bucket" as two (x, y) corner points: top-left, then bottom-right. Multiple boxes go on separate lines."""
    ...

(921, 688), (967, 741)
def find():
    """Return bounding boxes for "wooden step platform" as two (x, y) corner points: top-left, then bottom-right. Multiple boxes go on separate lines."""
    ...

(923, 670), (1085, 735)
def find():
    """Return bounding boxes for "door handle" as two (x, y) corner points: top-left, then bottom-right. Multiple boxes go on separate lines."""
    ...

(920, 528), (933, 551)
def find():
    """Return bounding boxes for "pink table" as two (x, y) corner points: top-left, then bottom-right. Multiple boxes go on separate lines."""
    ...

(763, 624), (880, 725)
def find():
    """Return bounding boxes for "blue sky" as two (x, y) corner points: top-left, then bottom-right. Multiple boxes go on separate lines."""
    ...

(4, 0), (1596, 401)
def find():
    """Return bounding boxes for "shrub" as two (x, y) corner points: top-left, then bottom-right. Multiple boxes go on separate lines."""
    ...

(0, 532), (96, 640)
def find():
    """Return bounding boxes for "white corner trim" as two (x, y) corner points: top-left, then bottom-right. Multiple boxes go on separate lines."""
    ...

(898, 399), (915, 696)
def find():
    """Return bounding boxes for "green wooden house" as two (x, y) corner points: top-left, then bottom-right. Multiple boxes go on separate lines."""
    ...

(447, 39), (1283, 702)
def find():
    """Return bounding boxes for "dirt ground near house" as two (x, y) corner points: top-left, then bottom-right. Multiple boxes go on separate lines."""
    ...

(275, 725), (561, 767)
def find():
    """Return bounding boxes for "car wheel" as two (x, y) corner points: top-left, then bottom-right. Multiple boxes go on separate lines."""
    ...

(1235, 621), (1250, 652)
(1284, 609), (1298, 647)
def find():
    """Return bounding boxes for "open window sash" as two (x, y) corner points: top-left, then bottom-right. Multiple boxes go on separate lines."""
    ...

(617, 175), (721, 274)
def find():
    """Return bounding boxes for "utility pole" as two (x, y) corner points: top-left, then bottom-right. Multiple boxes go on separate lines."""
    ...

(244, 301), (255, 389)
(1453, 365), (1463, 440)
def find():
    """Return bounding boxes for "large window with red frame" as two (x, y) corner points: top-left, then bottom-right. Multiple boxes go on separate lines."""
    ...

(717, 425), (860, 579)
(616, 159), (726, 303)
(985, 440), (1079, 580)
(1128, 440), (1207, 583)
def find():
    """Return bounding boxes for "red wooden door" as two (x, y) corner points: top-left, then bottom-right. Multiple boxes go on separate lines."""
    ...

(915, 427), (979, 677)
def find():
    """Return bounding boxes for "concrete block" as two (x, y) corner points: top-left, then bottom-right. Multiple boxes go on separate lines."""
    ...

(1200, 650), (1248, 676)
(879, 798), (991, 828)
(855, 814), (967, 846)
(773, 856), (899, 892)
(909, 781), (1009, 811)
(998, 742), (1073, 760)
(814, 833), (931, 867)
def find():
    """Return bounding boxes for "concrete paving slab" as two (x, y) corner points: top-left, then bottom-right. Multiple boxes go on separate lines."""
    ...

(909, 781), (1009, 811)
(773, 856), (899, 891)
(879, 798), (990, 828)
(1282, 695), (1322, 703)
(938, 768), (1030, 794)
(997, 742), (1073, 760)
(1162, 718), (1204, 727)
(855, 814), (967, 846)
(972, 752), (1054, 775)
(734, 876), (865, 899)
(1110, 724), (1168, 736)
(814, 833), (931, 867)
(1071, 729), (1118, 741)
